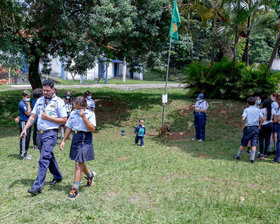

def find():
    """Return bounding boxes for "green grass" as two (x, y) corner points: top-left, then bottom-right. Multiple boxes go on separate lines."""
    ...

(1, 88), (280, 223)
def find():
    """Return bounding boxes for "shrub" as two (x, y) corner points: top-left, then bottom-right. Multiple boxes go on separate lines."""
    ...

(184, 58), (280, 99)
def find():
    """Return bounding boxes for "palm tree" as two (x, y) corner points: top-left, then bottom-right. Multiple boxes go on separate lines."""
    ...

(266, 0), (280, 72)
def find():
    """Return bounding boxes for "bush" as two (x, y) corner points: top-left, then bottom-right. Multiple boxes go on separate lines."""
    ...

(184, 58), (280, 99)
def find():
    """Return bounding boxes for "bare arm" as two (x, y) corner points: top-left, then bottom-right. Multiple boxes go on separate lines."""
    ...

(20, 114), (37, 138)
(242, 117), (246, 129)
(259, 117), (264, 129)
(24, 102), (31, 116)
(60, 127), (72, 151)
(80, 109), (95, 133)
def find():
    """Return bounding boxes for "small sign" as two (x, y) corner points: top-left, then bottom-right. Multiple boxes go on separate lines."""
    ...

(162, 94), (168, 104)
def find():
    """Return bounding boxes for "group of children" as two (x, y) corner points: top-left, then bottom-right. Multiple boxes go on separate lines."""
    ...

(17, 88), (96, 200)
(234, 93), (280, 163)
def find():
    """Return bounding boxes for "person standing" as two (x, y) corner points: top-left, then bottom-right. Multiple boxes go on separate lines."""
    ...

(60, 96), (96, 200)
(20, 80), (67, 195)
(192, 93), (209, 142)
(18, 90), (32, 159)
(84, 91), (95, 112)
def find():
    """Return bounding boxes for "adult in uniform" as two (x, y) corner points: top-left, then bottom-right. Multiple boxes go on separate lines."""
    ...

(20, 80), (67, 195)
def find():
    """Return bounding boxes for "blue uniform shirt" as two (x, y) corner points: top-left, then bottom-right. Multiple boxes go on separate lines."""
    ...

(32, 95), (67, 131)
(86, 98), (95, 110)
(195, 100), (209, 111)
(66, 109), (96, 132)
(242, 106), (263, 127)
(19, 100), (30, 121)
(135, 125), (146, 137)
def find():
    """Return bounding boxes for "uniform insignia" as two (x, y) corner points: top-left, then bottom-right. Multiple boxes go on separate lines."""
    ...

(24, 107), (27, 110)
(49, 112), (52, 116)
(50, 105), (56, 108)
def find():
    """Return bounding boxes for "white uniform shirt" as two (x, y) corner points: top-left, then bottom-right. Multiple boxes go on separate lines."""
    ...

(66, 109), (96, 132)
(32, 95), (67, 131)
(261, 108), (276, 125)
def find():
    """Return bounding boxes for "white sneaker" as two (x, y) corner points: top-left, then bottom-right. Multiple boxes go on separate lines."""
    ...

(141, 145), (144, 147)
(198, 139), (203, 142)
(24, 155), (32, 160)
(192, 138), (197, 141)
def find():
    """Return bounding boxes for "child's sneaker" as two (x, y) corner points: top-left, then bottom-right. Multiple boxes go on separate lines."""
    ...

(246, 149), (251, 155)
(85, 172), (96, 187)
(233, 154), (240, 160)
(250, 160), (255, 164)
(191, 138), (197, 141)
(68, 187), (79, 200)
(141, 145), (144, 147)
(198, 139), (203, 142)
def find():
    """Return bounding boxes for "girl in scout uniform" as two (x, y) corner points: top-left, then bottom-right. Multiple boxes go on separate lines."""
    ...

(60, 96), (96, 200)
(84, 90), (95, 112)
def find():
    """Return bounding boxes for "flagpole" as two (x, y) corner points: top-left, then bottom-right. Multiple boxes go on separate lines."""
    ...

(161, 37), (172, 127)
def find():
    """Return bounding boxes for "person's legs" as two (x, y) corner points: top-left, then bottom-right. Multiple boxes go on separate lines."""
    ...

(135, 136), (140, 144)
(140, 137), (144, 146)
(68, 162), (83, 200)
(25, 125), (32, 155)
(199, 114), (206, 141)
(264, 124), (272, 156)
(194, 113), (200, 140)
(33, 123), (38, 147)
(250, 127), (259, 163)
(83, 163), (95, 187)
(258, 127), (265, 156)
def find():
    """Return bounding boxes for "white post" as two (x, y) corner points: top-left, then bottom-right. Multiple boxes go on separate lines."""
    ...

(8, 67), (11, 85)
(123, 57), (126, 83)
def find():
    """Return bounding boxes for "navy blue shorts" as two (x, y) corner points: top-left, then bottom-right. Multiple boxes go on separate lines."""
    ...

(240, 126), (259, 147)
(70, 131), (94, 162)
(272, 123), (278, 133)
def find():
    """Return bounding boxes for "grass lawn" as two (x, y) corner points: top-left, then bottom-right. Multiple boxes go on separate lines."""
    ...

(0, 88), (280, 223)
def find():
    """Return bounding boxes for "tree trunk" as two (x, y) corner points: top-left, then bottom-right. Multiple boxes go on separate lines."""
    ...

(266, 32), (280, 73)
(217, 39), (234, 60)
(231, 27), (239, 78)
(210, 15), (217, 68)
(28, 53), (42, 89)
(187, 9), (193, 62)
(242, 16), (251, 66)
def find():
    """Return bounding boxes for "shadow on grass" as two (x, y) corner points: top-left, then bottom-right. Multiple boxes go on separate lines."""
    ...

(7, 154), (21, 159)
(9, 179), (34, 188)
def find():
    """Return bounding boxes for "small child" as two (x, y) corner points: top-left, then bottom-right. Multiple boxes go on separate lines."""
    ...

(84, 90), (95, 112)
(192, 93), (209, 142)
(18, 90), (32, 159)
(60, 96), (96, 200)
(134, 119), (146, 147)
(270, 93), (279, 153)
(234, 96), (264, 163)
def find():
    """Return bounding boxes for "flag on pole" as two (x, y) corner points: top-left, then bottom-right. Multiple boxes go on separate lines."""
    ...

(169, 0), (181, 42)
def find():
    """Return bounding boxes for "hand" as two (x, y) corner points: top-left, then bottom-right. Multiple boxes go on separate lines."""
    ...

(20, 129), (27, 139)
(242, 126), (245, 130)
(41, 112), (49, 120)
(14, 116), (20, 123)
(26, 102), (30, 106)
(60, 141), (65, 151)
(79, 109), (85, 117)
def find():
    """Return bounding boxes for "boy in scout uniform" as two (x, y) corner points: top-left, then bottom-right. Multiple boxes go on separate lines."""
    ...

(18, 90), (32, 159)
(234, 96), (264, 163)
(20, 80), (67, 195)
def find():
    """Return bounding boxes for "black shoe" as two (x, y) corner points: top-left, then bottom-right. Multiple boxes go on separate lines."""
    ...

(50, 179), (62, 185)
(250, 160), (255, 164)
(233, 154), (240, 160)
(246, 149), (251, 155)
(28, 188), (41, 195)
(68, 187), (79, 200)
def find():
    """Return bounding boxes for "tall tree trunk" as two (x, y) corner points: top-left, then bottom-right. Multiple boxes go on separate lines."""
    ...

(210, 15), (217, 68)
(266, 32), (280, 73)
(187, 8), (193, 61)
(28, 52), (42, 89)
(217, 39), (234, 59)
(231, 27), (239, 78)
(242, 16), (251, 66)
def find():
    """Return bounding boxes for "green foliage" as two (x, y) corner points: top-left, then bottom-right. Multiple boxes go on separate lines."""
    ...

(184, 58), (280, 99)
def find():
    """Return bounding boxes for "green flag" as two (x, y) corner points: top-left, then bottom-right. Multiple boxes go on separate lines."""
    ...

(169, 0), (181, 42)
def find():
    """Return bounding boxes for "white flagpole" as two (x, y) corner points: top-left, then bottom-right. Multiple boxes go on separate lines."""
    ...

(161, 37), (172, 127)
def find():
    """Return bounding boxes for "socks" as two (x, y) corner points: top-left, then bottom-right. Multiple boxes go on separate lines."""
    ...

(250, 150), (256, 161)
(73, 181), (80, 189)
(237, 149), (243, 157)
(87, 171), (93, 179)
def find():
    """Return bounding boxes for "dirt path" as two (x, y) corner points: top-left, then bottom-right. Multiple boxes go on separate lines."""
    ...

(3, 83), (186, 91)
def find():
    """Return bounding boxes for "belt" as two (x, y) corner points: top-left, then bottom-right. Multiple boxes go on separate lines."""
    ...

(73, 131), (90, 134)
(195, 111), (206, 114)
(38, 129), (58, 134)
